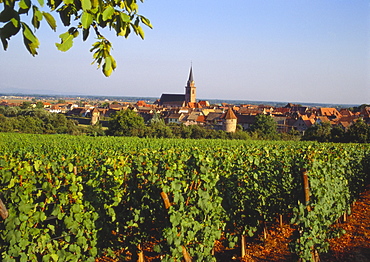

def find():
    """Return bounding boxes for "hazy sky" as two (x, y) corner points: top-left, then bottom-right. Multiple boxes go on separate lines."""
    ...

(1, 0), (369, 104)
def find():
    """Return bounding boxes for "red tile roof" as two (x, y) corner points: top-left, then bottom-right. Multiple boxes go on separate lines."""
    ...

(319, 108), (341, 118)
(224, 108), (237, 120)
(196, 115), (206, 123)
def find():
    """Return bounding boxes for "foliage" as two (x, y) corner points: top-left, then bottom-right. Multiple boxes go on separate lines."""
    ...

(2, 105), (368, 143)
(345, 118), (370, 143)
(303, 118), (370, 143)
(0, 114), (14, 132)
(0, 106), (20, 116)
(0, 107), (81, 134)
(302, 122), (332, 142)
(348, 104), (370, 113)
(281, 128), (301, 141)
(0, 0), (152, 76)
(107, 108), (145, 136)
(330, 125), (345, 143)
(146, 121), (174, 138)
(82, 123), (106, 136)
(20, 101), (32, 109)
(249, 114), (280, 140)
(0, 133), (369, 261)
(35, 101), (44, 109)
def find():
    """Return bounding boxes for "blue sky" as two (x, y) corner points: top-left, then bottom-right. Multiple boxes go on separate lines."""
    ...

(1, 0), (369, 104)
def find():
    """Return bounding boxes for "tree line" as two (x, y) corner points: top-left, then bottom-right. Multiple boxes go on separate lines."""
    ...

(106, 109), (298, 140)
(1, 106), (369, 142)
(0, 106), (286, 140)
(0, 106), (100, 135)
(302, 119), (370, 143)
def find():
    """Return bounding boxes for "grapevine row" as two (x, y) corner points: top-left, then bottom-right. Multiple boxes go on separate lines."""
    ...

(0, 133), (369, 261)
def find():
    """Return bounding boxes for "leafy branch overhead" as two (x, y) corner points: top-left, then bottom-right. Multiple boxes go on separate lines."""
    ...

(0, 0), (152, 76)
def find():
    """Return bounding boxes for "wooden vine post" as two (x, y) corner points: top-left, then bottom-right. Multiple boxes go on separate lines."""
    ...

(160, 191), (171, 209)
(0, 198), (8, 220)
(263, 221), (268, 240)
(137, 244), (145, 262)
(241, 235), (246, 258)
(302, 169), (310, 211)
(301, 169), (320, 262)
(279, 214), (283, 228)
(160, 191), (192, 262)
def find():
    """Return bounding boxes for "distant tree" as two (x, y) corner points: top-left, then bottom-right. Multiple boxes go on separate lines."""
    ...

(350, 104), (370, 113)
(249, 114), (279, 140)
(147, 121), (173, 138)
(21, 108), (49, 118)
(14, 115), (44, 133)
(236, 124), (243, 131)
(82, 123), (106, 136)
(330, 125), (345, 143)
(64, 120), (81, 135)
(302, 122), (332, 142)
(149, 111), (163, 125)
(50, 113), (69, 133)
(228, 130), (250, 140)
(188, 125), (208, 139)
(281, 128), (301, 141)
(35, 101), (44, 109)
(107, 109), (145, 136)
(20, 101), (32, 109)
(169, 123), (191, 138)
(1, 105), (20, 116)
(0, 115), (14, 132)
(58, 99), (66, 104)
(0, 108), (83, 135)
(203, 129), (225, 139)
(345, 118), (370, 143)
(101, 102), (110, 108)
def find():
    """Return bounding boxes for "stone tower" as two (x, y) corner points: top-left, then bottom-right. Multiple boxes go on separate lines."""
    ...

(224, 108), (237, 132)
(185, 66), (196, 103)
(90, 108), (100, 125)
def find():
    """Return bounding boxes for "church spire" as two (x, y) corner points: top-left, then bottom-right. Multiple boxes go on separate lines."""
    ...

(185, 64), (196, 103)
(187, 65), (194, 84)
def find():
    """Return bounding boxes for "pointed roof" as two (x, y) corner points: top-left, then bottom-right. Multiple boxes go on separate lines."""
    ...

(225, 108), (237, 120)
(187, 66), (194, 83)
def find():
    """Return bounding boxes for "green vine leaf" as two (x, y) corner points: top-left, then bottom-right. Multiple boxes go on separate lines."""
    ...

(21, 22), (39, 56)
(81, 11), (93, 29)
(55, 27), (78, 52)
(42, 12), (57, 31)
(81, 0), (92, 11)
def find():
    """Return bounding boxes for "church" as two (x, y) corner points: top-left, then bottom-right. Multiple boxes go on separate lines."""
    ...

(158, 66), (196, 107)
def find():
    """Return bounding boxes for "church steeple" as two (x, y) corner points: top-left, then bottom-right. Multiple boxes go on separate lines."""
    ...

(185, 65), (196, 103)
(187, 66), (194, 84)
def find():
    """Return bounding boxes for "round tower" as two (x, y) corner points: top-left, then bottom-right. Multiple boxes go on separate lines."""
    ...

(224, 108), (237, 132)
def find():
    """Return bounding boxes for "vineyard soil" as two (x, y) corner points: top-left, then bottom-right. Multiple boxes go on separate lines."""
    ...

(98, 185), (370, 262)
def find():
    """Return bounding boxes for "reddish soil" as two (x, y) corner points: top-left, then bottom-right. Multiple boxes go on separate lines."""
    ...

(98, 185), (370, 262)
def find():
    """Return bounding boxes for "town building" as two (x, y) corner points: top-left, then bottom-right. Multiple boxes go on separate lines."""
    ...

(158, 66), (197, 107)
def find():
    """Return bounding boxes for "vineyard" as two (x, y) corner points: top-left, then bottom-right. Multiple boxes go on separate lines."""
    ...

(0, 133), (369, 262)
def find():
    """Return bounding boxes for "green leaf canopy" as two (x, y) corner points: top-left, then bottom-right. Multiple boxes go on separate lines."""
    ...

(0, 0), (152, 76)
